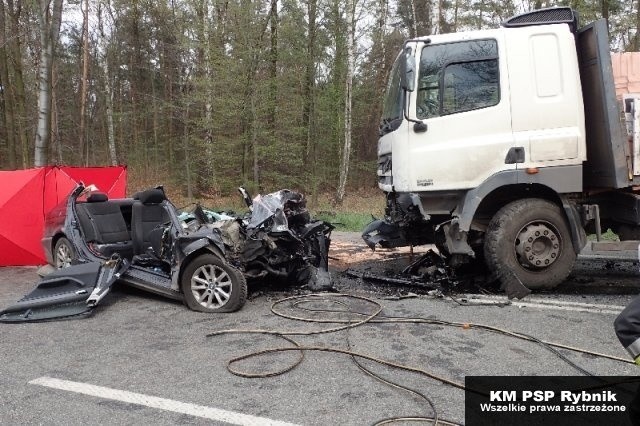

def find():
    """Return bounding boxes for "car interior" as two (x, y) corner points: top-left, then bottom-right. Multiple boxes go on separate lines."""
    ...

(74, 189), (170, 260)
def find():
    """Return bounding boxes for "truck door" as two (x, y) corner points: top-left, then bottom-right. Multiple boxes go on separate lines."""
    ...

(405, 35), (514, 192)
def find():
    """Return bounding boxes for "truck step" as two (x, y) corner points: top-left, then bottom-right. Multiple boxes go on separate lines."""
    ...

(579, 240), (640, 262)
(590, 241), (640, 251)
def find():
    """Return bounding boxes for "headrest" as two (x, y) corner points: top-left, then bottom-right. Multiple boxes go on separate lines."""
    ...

(87, 192), (108, 203)
(138, 188), (166, 205)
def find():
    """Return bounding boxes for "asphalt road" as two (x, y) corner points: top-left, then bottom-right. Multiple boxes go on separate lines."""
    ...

(1, 233), (639, 425)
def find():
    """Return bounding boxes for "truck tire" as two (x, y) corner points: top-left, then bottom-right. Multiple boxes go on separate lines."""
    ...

(181, 254), (247, 313)
(484, 199), (575, 290)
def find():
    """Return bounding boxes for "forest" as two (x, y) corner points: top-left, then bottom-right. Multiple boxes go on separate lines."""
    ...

(0, 0), (639, 202)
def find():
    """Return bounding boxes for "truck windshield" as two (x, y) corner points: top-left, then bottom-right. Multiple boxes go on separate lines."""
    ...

(380, 54), (404, 135)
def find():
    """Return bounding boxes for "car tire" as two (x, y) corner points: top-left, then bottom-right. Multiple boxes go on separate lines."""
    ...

(484, 199), (576, 290)
(53, 237), (76, 269)
(180, 254), (247, 313)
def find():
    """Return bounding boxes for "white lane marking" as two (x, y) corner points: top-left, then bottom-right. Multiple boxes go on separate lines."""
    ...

(462, 295), (625, 315)
(470, 294), (627, 310)
(29, 377), (299, 426)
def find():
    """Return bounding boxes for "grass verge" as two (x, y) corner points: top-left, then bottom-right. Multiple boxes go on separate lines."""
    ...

(314, 212), (375, 232)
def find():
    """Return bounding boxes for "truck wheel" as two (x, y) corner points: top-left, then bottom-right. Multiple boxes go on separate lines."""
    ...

(53, 237), (76, 269)
(181, 254), (247, 313)
(484, 199), (575, 290)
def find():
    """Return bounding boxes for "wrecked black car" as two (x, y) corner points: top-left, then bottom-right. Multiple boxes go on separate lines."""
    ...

(0, 185), (332, 322)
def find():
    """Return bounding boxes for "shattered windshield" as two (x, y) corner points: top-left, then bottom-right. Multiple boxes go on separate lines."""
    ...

(248, 191), (291, 231)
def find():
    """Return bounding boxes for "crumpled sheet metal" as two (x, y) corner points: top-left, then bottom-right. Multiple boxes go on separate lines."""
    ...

(212, 219), (245, 254)
(248, 190), (306, 232)
(361, 219), (409, 250)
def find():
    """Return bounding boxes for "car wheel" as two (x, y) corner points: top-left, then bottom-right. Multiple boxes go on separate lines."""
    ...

(180, 254), (247, 313)
(484, 199), (576, 290)
(54, 237), (76, 269)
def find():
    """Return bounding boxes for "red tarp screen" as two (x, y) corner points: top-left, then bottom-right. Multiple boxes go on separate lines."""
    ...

(0, 166), (127, 266)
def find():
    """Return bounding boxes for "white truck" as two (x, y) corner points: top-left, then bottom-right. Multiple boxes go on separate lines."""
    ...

(364, 7), (640, 290)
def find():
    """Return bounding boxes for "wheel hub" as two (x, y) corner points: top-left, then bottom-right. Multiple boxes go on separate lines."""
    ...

(515, 223), (561, 269)
(56, 244), (72, 268)
(191, 264), (232, 309)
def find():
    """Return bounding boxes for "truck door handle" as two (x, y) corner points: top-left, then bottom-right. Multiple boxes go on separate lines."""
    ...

(413, 122), (428, 133)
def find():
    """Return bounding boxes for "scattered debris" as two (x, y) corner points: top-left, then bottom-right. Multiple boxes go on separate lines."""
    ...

(345, 249), (471, 295)
(343, 247), (533, 301)
(495, 267), (532, 300)
(382, 292), (419, 301)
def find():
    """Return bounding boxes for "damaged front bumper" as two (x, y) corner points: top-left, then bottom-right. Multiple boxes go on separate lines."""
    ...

(361, 219), (408, 250)
(362, 192), (435, 250)
(362, 191), (475, 258)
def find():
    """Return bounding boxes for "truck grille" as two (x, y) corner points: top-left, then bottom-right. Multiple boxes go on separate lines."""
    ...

(378, 154), (392, 174)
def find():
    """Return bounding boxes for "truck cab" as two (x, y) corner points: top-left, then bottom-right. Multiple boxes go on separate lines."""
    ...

(368, 7), (639, 290)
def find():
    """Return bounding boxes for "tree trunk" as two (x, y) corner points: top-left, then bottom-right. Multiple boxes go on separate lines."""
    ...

(410, 0), (418, 37)
(203, 0), (214, 184)
(0, 0), (16, 169)
(79, 0), (90, 165)
(195, 0), (215, 194)
(183, 102), (193, 202)
(52, 69), (62, 164)
(363, 0), (388, 161)
(12, 39), (29, 168)
(238, 6), (270, 188)
(634, 0), (640, 51)
(336, 0), (355, 203)
(601, 0), (611, 37)
(303, 0), (317, 158)
(453, 0), (459, 32)
(251, 88), (260, 187)
(130, 0), (141, 167)
(98, 0), (117, 165)
(7, 0), (29, 167)
(268, 0), (278, 130)
(34, 0), (63, 167)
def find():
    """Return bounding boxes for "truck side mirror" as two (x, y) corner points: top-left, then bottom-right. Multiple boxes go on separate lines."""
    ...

(400, 50), (415, 92)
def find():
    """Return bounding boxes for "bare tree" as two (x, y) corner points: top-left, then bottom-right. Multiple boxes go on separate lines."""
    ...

(98, 0), (117, 165)
(34, 0), (64, 167)
(336, 0), (356, 203)
(410, 0), (418, 36)
(79, 0), (90, 165)
(303, 0), (317, 159)
(7, 0), (30, 167)
(634, 0), (640, 51)
(0, 0), (16, 169)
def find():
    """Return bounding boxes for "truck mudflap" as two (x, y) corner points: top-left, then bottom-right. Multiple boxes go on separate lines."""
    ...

(0, 257), (129, 323)
(361, 219), (408, 250)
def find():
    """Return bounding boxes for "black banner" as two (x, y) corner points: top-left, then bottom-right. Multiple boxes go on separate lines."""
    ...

(465, 376), (640, 425)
